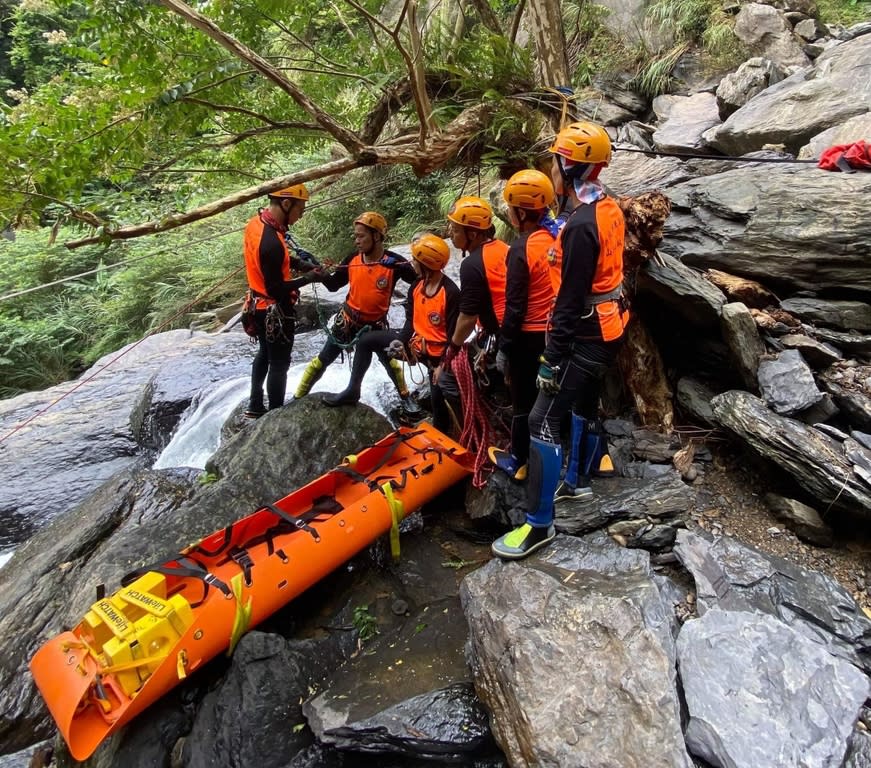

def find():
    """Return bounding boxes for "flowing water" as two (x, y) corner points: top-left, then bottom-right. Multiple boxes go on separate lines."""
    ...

(153, 329), (422, 470)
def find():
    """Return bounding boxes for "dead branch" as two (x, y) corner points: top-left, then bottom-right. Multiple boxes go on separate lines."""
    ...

(467, 0), (503, 35)
(64, 156), (368, 249)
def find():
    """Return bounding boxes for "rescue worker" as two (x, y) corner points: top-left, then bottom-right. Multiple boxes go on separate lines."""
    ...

(487, 170), (558, 481)
(323, 234), (459, 431)
(243, 184), (317, 417)
(295, 211), (416, 401)
(491, 121), (629, 560)
(434, 196), (509, 427)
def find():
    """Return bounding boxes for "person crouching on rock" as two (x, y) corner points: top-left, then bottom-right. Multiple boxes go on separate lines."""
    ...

(322, 234), (460, 430)
(243, 184), (317, 418)
(294, 211), (417, 402)
(491, 121), (630, 560)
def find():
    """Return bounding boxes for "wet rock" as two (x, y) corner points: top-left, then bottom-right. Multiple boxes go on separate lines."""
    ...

(757, 349), (823, 414)
(781, 298), (871, 333)
(799, 113), (871, 160)
(678, 609), (870, 768)
(844, 730), (871, 768)
(306, 683), (491, 761)
(183, 633), (341, 768)
(0, 330), (251, 552)
(674, 530), (871, 672)
(0, 402), (391, 755)
(464, 471), (525, 528)
(763, 493), (833, 546)
(461, 536), (692, 768)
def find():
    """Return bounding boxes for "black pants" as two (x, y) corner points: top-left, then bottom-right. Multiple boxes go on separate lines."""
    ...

(528, 340), (622, 445)
(343, 329), (402, 394)
(507, 331), (546, 465)
(249, 309), (294, 411)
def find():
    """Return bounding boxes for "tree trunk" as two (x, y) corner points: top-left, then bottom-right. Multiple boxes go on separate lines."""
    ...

(526, 0), (570, 89)
(618, 321), (675, 432)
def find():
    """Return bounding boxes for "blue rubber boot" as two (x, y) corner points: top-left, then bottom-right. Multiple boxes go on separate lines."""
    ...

(555, 413), (593, 502)
(491, 438), (561, 560)
(583, 419), (616, 478)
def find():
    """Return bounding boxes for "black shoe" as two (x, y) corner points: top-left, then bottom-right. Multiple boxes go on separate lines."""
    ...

(243, 408), (266, 420)
(554, 481), (593, 503)
(323, 390), (359, 407)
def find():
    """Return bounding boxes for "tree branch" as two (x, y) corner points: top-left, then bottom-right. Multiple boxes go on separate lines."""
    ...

(343, 0), (435, 141)
(509, 0), (527, 45)
(157, 0), (363, 152)
(65, 156), (371, 249)
(467, 0), (503, 35)
(182, 97), (284, 126)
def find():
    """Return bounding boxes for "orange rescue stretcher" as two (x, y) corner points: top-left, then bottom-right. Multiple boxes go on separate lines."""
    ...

(30, 424), (470, 761)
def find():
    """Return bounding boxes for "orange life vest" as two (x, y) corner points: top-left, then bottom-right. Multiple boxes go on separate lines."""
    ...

(345, 253), (395, 323)
(522, 229), (556, 333)
(588, 197), (628, 342)
(243, 214), (290, 310)
(410, 280), (450, 359)
(481, 239), (509, 326)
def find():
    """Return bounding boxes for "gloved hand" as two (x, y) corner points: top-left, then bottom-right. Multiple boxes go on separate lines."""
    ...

(302, 267), (326, 283)
(385, 339), (406, 359)
(535, 359), (561, 395)
(295, 247), (319, 266)
(442, 342), (461, 369)
(495, 350), (509, 375)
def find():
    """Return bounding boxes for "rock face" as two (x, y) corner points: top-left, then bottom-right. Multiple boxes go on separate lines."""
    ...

(662, 164), (871, 296)
(461, 535), (692, 768)
(0, 330), (251, 552)
(705, 34), (871, 155)
(678, 609), (870, 768)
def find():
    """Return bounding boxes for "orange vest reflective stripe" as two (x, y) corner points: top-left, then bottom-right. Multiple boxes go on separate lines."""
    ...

(522, 229), (556, 333)
(411, 281), (449, 358)
(243, 214), (290, 310)
(481, 239), (509, 326)
(591, 197), (628, 342)
(345, 254), (394, 322)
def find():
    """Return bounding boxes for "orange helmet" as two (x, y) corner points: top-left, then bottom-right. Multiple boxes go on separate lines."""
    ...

(270, 184), (309, 201)
(447, 196), (493, 230)
(503, 170), (555, 210)
(354, 211), (388, 236)
(411, 234), (450, 271)
(549, 121), (612, 165)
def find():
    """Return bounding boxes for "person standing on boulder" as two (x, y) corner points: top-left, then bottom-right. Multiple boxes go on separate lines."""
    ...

(294, 211), (417, 403)
(491, 122), (630, 560)
(487, 170), (558, 482)
(243, 184), (317, 418)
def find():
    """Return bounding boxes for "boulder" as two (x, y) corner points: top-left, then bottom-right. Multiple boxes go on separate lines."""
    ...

(732, 2), (810, 69)
(715, 57), (784, 119)
(652, 92), (721, 152)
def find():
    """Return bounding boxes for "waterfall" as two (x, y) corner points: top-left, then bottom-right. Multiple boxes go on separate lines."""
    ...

(154, 376), (250, 470)
(153, 354), (419, 471)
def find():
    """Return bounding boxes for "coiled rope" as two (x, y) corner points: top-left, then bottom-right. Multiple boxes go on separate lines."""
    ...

(452, 349), (495, 489)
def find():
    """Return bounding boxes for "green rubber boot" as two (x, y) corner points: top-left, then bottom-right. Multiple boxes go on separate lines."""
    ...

(388, 358), (408, 397)
(295, 356), (325, 398)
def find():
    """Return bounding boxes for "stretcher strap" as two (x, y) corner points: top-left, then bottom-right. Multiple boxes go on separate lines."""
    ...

(121, 556), (231, 607)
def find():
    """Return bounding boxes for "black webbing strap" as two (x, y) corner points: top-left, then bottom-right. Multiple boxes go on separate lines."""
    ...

(264, 503), (321, 542)
(189, 522), (235, 557)
(121, 555), (231, 608)
(228, 546), (254, 586)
